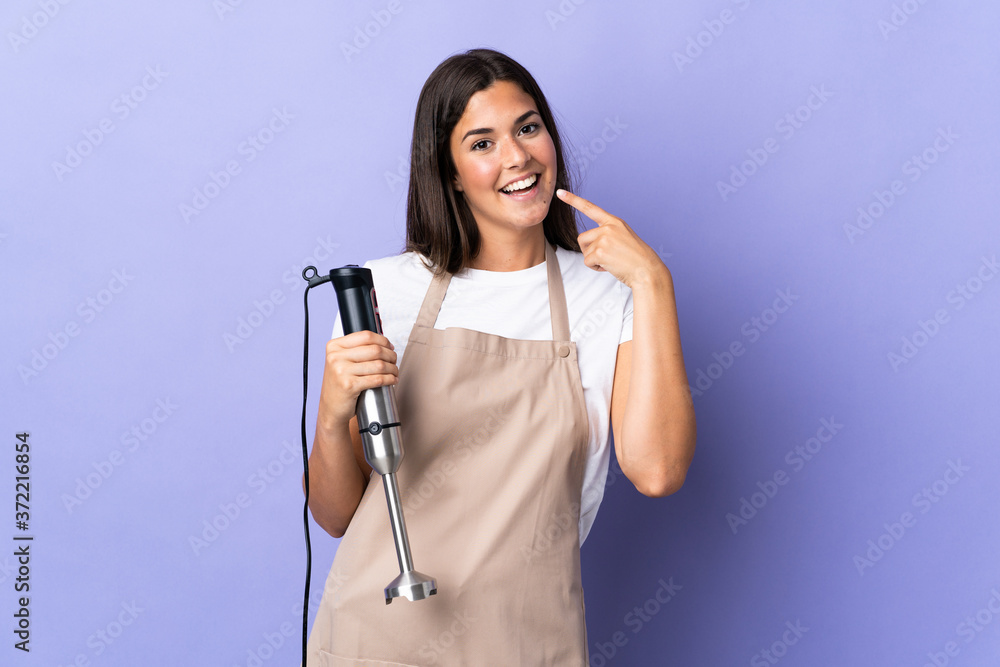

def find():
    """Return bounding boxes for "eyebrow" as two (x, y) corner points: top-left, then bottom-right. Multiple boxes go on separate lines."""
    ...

(461, 110), (539, 143)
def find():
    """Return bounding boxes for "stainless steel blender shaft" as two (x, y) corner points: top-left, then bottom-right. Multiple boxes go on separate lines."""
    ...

(357, 385), (437, 604)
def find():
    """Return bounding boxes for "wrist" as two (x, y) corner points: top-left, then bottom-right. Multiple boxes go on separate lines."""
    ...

(629, 261), (672, 292)
(316, 410), (353, 444)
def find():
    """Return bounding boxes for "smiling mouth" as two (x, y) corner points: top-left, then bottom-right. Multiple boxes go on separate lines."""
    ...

(500, 173), (539, 195)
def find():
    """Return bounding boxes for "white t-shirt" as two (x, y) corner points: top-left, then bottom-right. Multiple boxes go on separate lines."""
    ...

(332, 246), (634, 544)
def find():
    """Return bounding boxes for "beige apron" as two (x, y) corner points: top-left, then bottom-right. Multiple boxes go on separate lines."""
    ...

(308, 243), (591, 666)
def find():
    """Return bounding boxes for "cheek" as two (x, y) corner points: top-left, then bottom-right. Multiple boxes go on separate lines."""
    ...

(461, 159), (500, 192)
(538, 137), (558, 177)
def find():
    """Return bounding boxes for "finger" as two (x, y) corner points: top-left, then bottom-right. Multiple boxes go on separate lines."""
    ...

(328, 341), (397, 365)
(354, 359), (399, 379)
(358, 374), (399, 390)
(556, 189), (615, 226)
(336, 329), (395, 351)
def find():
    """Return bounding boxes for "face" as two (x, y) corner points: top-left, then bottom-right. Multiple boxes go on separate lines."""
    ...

(448, 80), (558, 239)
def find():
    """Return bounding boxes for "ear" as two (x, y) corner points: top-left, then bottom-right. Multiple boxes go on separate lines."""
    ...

(451, 173), (464, 192)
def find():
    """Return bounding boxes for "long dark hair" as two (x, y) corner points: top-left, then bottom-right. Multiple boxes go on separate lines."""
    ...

(405, 48), (579, 274)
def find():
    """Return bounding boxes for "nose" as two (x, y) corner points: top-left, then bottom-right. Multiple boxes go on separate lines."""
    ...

(500, 135), (529, 169)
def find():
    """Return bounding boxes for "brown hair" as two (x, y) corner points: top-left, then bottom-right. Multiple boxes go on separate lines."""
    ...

(405, 48), (579, 274)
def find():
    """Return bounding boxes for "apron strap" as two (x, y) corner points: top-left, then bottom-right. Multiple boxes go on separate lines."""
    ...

(411, 243), (571, 342)
(544, 243), (571, 342)
(413, 267), (452, 330)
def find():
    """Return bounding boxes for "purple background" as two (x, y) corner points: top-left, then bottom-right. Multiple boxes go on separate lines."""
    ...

(3, 1), (999, 665)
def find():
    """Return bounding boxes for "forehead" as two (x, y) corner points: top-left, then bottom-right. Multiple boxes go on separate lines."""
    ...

(455, 80), (537, 129)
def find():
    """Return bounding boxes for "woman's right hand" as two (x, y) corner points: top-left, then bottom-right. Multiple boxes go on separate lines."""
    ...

(316, 330), (399, 435)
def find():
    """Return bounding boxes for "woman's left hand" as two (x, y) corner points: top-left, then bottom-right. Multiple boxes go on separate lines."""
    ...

(556, 189), (669, 289)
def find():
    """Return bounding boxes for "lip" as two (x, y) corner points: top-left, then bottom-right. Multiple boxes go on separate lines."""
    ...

(498, 172), (540, 192)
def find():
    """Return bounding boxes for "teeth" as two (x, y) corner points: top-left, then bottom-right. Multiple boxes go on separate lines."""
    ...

(501, 174), (537, 193)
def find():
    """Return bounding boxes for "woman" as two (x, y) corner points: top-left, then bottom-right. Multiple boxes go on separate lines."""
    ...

(306, 48), (695, 665)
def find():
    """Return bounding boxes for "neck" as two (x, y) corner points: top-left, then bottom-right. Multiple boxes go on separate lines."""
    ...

(470, 227), (547, 271)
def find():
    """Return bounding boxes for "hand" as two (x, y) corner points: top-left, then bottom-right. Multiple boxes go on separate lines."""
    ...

(316, 330), (398, 434)
(557, 189), (669, 289)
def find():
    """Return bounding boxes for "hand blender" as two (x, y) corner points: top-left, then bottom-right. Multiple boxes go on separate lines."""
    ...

(330, 266), (438, 604)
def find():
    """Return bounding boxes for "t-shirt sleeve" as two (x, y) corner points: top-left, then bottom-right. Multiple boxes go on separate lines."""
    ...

(619, 283), (634, 344)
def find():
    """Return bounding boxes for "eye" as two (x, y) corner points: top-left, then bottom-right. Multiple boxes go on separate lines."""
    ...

(519, 122), (540, 136)
(472, 139), (492, 151)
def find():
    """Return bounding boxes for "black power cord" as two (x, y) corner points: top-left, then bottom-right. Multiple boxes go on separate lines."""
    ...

(299, 266), (333, 667)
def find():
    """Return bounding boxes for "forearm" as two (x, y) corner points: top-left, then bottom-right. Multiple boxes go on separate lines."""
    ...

(618, 266), (696, 496)
(304, 419), (368, 538)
